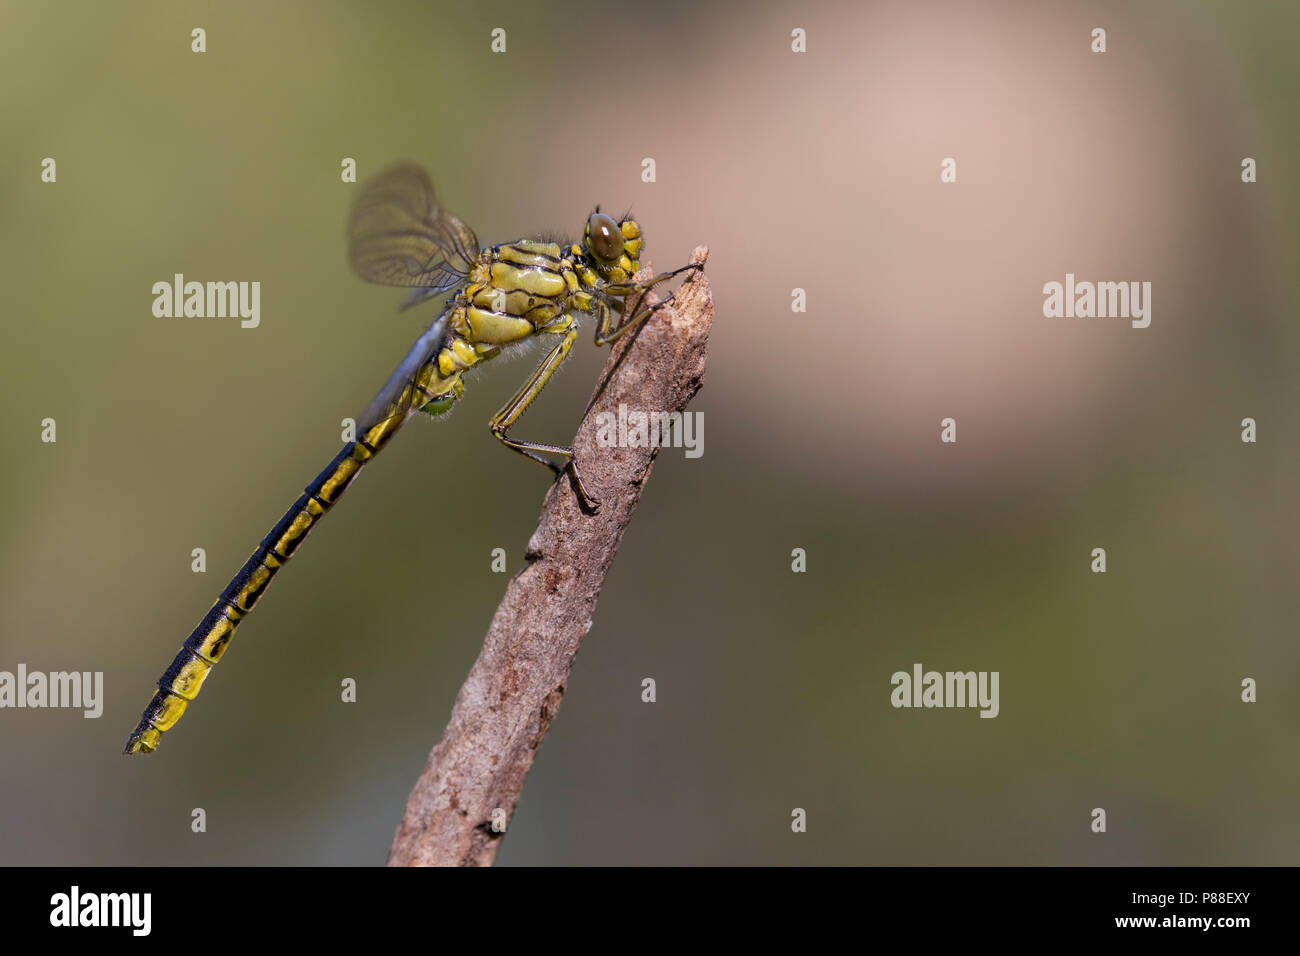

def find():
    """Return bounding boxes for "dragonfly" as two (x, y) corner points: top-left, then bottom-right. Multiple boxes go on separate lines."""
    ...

(124, 161), (699, 754)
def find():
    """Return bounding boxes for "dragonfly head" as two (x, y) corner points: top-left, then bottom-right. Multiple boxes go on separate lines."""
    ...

(583, 208), (643, 282)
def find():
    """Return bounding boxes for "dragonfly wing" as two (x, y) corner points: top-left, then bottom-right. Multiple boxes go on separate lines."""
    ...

(357, 313), (452, 432)
(399, 285), (449, 312)
(348, 162), (480, 295)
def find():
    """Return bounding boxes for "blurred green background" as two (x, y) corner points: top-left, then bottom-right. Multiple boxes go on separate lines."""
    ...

(1, 0), (1296, 865)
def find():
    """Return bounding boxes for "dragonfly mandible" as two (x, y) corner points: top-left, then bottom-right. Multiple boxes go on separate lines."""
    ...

(124, 162), (699, 754)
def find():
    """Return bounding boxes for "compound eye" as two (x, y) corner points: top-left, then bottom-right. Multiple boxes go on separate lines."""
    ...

(587, 212), (624, 261)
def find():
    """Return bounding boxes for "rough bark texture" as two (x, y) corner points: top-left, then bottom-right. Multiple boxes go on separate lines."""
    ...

(388, 247), (712, 866)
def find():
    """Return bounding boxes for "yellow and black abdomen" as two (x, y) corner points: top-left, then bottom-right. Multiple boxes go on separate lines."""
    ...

(123, 440), (372, 753)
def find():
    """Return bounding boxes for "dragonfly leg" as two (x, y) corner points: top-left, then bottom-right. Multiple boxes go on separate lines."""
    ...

(601, 262), (701, 300)
(593, 291), (679, 347)
(595, 262), (701, 346)
(489, 321), (599, 510)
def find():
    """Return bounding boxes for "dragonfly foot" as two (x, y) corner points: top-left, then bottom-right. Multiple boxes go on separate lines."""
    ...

(567, 460), (600, 513)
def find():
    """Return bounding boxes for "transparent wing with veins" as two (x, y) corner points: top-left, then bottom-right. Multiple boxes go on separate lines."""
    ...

(348, 161), (480, 308)
(349, 163), (479, 429)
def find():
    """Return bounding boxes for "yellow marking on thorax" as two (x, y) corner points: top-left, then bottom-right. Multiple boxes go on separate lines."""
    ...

(498, 241), (563, 269)
(470, 287), (563, 323)
(465, 306), (536, 345)
(489, 261), (567, 298)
